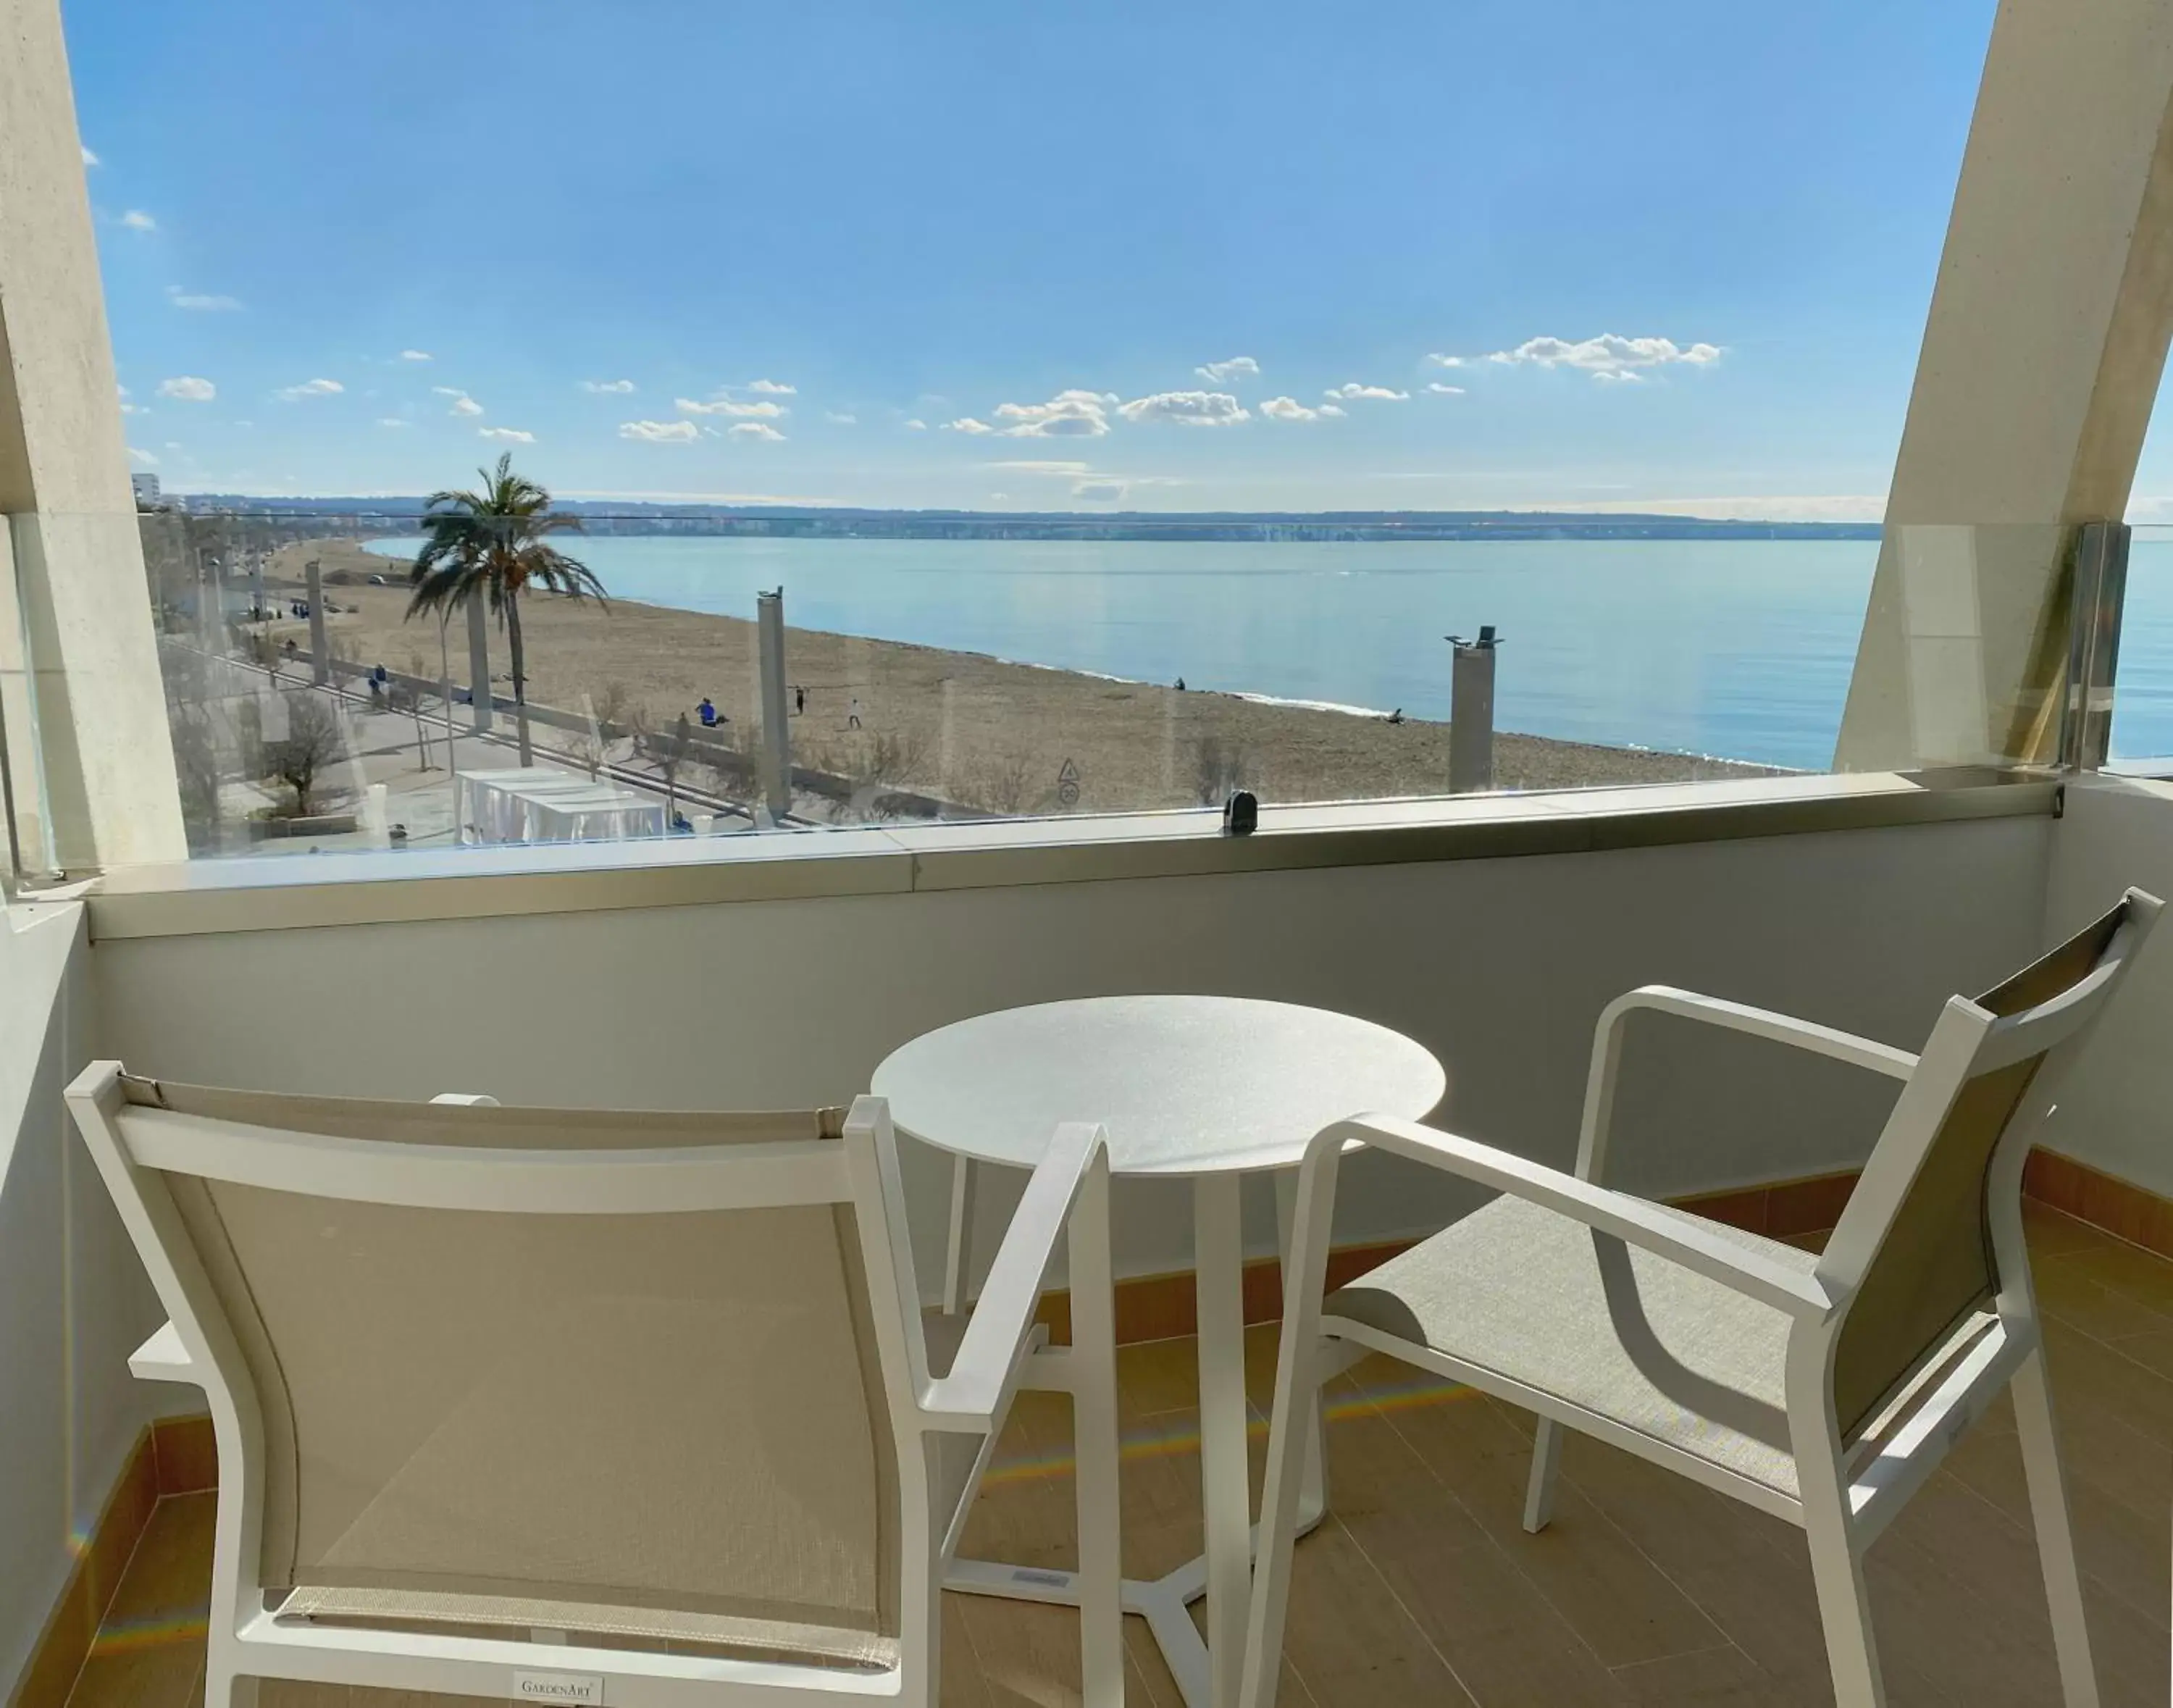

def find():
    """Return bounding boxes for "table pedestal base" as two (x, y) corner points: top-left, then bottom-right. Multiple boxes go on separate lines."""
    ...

(945, 1485), (1326, 1708)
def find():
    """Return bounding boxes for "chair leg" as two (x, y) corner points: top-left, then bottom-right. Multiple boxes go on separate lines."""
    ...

(1802, 1494), (1886, 1708)
(1523, 1418), (1562, 1533)
(2011, 1349), (2101, 1708)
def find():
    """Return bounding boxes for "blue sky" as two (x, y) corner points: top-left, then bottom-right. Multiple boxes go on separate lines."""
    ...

(66, 1), (2019, 516)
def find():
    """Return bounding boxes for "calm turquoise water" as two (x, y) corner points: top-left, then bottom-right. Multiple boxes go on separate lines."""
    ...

(366, 535), (2173, 772)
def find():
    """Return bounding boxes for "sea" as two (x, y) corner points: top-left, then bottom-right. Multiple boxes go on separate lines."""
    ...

(366, 535), (2173, 774)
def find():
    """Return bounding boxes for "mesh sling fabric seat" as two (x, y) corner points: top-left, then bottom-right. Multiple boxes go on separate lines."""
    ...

(1240, 890), (2161, 1708)
(68, 1073), (1126, 1708)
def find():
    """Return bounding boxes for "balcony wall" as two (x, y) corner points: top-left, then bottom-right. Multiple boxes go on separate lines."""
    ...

(0, 905), (165, 1691)
(2042, 776), (2173, 1199)
(89, 810), (2053, 1285)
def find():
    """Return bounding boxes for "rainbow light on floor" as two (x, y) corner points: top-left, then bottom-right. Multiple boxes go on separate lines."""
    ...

(976, 1370), (1476, 1488)
(85, 1612), (212, 1656)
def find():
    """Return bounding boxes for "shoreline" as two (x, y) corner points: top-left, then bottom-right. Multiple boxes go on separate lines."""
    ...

(267, 539), (1780, 814)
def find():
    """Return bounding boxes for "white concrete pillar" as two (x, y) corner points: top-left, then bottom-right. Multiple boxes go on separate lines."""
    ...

(1836, 0), (2173, 772)
(304, 560), (329, 685)
(756, 587), (791, 821)
(0, 0), (185, 868)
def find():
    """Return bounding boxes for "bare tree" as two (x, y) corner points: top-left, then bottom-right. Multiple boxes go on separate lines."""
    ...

(268, 692), (347, 819)
(388, 677), (434, 771)
(968, 748), (1037, 816)
(863, 729), (926, 787)
(635, 709), (698, 824)
(573, 681), (633, 779)
(169, 705), (223, 851)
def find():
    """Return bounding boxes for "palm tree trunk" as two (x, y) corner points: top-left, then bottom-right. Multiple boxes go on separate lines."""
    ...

(506, 591), (534, 764)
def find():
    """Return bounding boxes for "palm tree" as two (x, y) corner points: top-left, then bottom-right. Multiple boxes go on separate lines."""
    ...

(405, 453), (606, 763)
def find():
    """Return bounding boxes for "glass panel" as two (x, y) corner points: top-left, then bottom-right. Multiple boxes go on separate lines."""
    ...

(2109, 527), (2173, 769)
(71, 504), (1904, 864)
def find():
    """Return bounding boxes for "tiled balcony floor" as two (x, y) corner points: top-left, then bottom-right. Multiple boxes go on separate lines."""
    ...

(66, 1202), (2173, 1708)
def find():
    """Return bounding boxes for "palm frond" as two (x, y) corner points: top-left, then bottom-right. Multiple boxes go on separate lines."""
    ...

(402, 453), (605, 624)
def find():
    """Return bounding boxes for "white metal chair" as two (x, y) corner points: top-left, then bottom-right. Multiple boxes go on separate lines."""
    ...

(1241, 889), (2160, 1708)
(67, 1070), (1124, 1708)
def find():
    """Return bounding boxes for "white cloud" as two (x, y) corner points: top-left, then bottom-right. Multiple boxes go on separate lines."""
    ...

(480, 426), (535, 443)
(582, 378), (636, 394)
(943, 417), (995, 435)
(277, 377), (343, 400)
(120, 209), (156, 232)
(399, 349), (433, 362)
(81, 146), (99, 167)
(1326, 382), (1410, 401)
(1483, 334), (1722, 377)
(377, 417), (409, 428)
(1116, 390), (1249, 427)
(157, 375), (216, 402)
(1427, 353), (1466, 368)
(620, 419), (698, 443)
(1320, 403), (1346, 416)
(1194, 356), (1260, 384)
(747, 379), (796, 395)
(1260, 395), (1324, 423)
(825, 411), (858, 425)
(903, 418), (928, 431)
(729, 422), (786, 441)
(167, 287), (241, 311)
(675, 396), (784, 418)
(995, 390), (1116, 438)
(1592, 369), (1645, 384)
(434, 386), (484, 416)
(1073, 480), (1127, 503)
(128, 447), (156, 464)
(1426, 382), (1466, 395)
(988, 459), (1093, 476)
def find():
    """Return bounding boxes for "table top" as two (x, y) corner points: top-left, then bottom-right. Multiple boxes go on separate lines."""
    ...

(870, 995), (1446, 1177)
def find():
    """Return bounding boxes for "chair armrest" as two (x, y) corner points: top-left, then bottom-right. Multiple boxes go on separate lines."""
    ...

(129, 1321), (200, 1384)
(1327, 1114), (1840, 1320)
(1602, 987), (1919, 1079)
(1575, 985), (1917, 1184)
(920, 1121), (1110, 1431)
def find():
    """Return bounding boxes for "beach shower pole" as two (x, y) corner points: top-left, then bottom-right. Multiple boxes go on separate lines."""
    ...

(1447, 625), (1499, 793)
(756, 587), (792, 821)
(466, 597), (493, 734)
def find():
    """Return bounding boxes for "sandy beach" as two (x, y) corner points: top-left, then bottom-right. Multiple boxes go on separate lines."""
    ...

(264, 539), (1777, 816)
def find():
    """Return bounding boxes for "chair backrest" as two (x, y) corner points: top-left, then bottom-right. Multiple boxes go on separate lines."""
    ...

(78, 1074), (913, 1669)
(1822, 888), (2160, 1440)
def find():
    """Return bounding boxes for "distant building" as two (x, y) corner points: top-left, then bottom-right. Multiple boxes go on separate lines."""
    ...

(130, 472), (160, 504)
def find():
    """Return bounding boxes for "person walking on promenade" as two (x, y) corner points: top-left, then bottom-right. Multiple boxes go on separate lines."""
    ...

(847, 695), (863, 729)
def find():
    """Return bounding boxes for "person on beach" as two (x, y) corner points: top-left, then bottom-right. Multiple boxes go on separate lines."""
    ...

(847, 696), (863, 729)
(794, 685), (805, 716)
(698, 696), (719, 729)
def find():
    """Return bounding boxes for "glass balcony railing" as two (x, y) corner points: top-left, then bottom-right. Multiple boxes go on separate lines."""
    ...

(1, 503), (1919, 868)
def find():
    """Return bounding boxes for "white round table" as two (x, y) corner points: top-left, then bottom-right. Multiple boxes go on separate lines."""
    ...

(872, 995), (1445, 1708)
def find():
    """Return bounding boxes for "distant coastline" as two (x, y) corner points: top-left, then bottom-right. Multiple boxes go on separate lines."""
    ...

(154, 494), (1881, 545)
